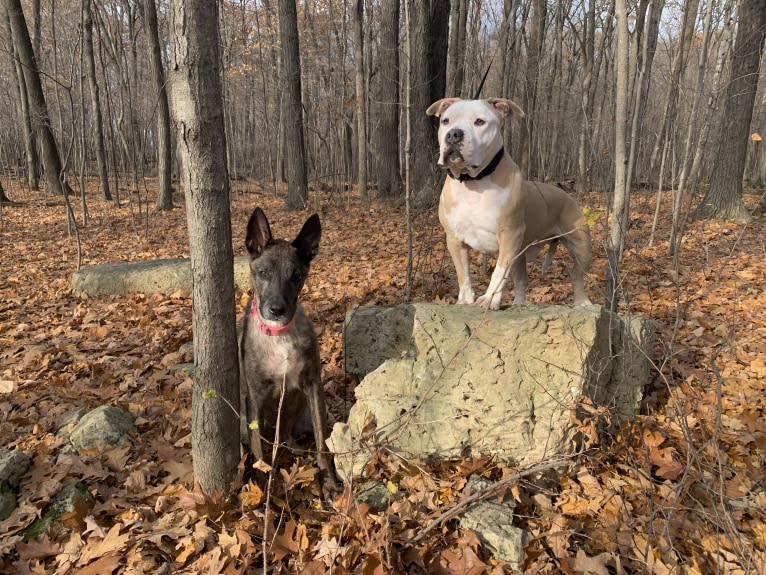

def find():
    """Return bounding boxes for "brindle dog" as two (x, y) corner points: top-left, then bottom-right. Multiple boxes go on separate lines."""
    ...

(239, 207), (338, 491)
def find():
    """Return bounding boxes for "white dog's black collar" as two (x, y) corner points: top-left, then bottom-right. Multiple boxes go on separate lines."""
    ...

(449, 147), (504, 182)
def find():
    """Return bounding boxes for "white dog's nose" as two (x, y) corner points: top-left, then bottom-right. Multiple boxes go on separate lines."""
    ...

(445, 128), (463, 145)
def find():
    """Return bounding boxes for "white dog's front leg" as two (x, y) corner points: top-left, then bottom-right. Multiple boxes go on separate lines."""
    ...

(447, 238), (475, 304)
(476, 264), (508, 310)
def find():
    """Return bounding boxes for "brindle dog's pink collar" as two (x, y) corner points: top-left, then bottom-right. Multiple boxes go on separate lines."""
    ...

(251, 299), (295, 336)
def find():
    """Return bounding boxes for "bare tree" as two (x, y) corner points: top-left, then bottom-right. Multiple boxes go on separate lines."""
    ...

(8, 18), (39, 191)
(83, 0), (112, 202)
(607, 0), (630, 312)
(142, 0), (173, 211)
(696, 0), (766, 221)
(409, 0), (438, 203)
(278, 0), (308, 210)
(446, 0), (467, 96)
(374, 0), (401, 199)
(6, 0), (71, 198)
(353, 0), (367, 200)
(428, 1), (449, 104)
(168, 0), (240, 495)
(518, 0), (546, 178)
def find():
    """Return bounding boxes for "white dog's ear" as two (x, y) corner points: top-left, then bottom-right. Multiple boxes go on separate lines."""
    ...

(487, 98), (525, 120)
(426, 98), (460, 117)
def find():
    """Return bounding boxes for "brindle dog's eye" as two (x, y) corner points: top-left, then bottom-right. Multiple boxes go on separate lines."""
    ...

(474, 118), (485, 126)
(256, 268), (270, 279)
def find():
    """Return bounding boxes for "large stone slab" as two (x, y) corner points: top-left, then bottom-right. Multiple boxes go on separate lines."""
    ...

(71, 256), (252, 296)
(330, 304), (653, 481)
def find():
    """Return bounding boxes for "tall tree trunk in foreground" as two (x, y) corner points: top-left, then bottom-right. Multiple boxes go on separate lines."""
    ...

(6, 0), (70, 197)
(83, 0), (112, 201)
(696, 0), (766, 221)
(143, 0), (173, 211)
(168, 0), (240, 495)
(353, 0), (367, 200)
(278, 0), (308, 209)
(606, 0), (630, 313)
(374, 0), (401, 199)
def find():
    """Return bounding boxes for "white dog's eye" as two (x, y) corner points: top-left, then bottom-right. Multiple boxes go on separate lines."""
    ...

(441, 117), (450, 125)
(474, 118), (486, 126)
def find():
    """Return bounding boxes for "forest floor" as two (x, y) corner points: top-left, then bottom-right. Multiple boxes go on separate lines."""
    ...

(0, 179), (764, 574)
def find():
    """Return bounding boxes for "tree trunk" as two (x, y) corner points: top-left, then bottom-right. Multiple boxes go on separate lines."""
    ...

(577, 0), (596, 194)
(83, 0), (112, 202)
(7, 18), (39, 192)
(409, 0), (436, 203)
(446, 0), (467, 96)
(648, 0), (700, 177)
(6, 0), (70, 197)
(0, 179), (10, 203)
(518, 0), (546, 178)
(374, 0), (401, 199)
(168, 0), (240, 496)
(606, 0), (630, 313)
(353, 0), (367, 200)
(278, 0), (308, 209)
(696, 0), (766, 221)
(428, 1), (449, 105)
(143, 0), (173, 211)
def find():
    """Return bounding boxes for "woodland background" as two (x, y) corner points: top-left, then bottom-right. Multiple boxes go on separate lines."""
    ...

(1, 0), (765, 573)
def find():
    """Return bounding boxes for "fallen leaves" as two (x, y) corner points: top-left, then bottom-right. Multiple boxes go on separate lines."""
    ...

(1, 182), (765, 573)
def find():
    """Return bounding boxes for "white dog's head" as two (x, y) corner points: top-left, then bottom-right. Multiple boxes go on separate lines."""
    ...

(426, 98), (524, 180)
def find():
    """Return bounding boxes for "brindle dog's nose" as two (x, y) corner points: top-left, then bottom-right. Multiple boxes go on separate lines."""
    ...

(445, 128), (463, 145)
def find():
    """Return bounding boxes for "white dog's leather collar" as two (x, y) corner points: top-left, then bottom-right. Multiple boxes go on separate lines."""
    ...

(449, 147), (504, 182)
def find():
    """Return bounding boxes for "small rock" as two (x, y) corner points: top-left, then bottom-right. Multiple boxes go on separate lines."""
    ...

(24, 482), (95, 539)
(69, 406), (137, 452)
(461, 499), (528, 567)
(0, 449), (31, 489)
(355, 481), (391, 512)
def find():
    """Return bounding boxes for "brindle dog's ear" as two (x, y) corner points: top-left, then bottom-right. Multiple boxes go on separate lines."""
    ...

(293, 214), (321, 264)
(245, 207), (273, 256)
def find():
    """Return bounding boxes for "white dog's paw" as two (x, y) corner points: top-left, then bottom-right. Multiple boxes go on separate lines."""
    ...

(457, 288), (475, 305)
(476, 293), (501, 310)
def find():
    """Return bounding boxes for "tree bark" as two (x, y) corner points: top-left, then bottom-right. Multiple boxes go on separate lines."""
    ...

(353, 0), (367, 200)
(518, 0), (546, 178)
(428, 1), (449, 105)
(83, 0), (112, 202)
(374, 0), (401, 199)
(142, 0), (173, 211)
(168, 0), (240, 495)
(278, 0), (308, 209)
(446, 0), (467, 97)
(606, 0), (630, 313)
(409, 0), (438, 204)
(7, 12), (39, 192)
(6, 0), (70, 197)
(696, 0), (766, 221)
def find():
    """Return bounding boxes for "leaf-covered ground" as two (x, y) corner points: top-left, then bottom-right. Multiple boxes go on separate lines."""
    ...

(0, 181), (764, 574)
